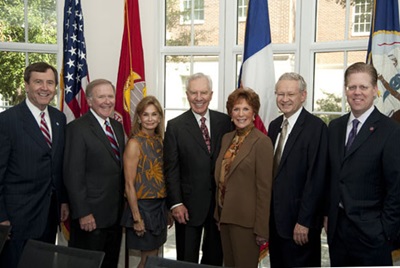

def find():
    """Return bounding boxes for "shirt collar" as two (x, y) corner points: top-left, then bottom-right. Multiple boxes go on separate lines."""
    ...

(90, 108), (110, 126)
(283, 107), (303, 128)
(348, 105), (375, 126)
(192, 109), (210, 124)
(25, 98), (49, 119)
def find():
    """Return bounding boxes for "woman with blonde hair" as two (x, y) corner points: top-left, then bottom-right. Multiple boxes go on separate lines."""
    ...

(121, 95), (172, 268)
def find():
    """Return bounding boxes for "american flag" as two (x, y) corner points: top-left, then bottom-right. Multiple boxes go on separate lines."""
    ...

(60, 0), (90, 123)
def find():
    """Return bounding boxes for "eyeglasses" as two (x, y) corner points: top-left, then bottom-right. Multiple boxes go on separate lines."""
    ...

(346, 85), (370, 91)
(275, 92), (300, 99)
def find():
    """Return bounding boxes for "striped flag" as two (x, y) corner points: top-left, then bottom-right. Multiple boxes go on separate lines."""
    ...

(114, 0), (146, 135)
(60, 0), (90, 123)
(59, 0), (91, 241)
(367, 0), (400, 116)
(238, 0), (277, 134)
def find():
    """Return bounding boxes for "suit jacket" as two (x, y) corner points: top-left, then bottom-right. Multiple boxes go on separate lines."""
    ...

(164, 109), (232, 226)
(268, 108), (328, 239)
(214, 128), (273, 238)
(327, 107), (400, 246)
(0, 100), (67, 240)
(63, 111), (125, 228)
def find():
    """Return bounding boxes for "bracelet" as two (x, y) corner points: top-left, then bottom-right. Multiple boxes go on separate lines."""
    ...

(134, 219), (142, 224)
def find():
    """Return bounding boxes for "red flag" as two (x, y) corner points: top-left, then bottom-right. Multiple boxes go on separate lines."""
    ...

(60, 0), (90, 123)
(114, 0), (146, 135)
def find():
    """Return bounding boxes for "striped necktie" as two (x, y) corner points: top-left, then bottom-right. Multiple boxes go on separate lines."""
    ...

(40, 112), (52, 148)
(105, 121), (120, 161)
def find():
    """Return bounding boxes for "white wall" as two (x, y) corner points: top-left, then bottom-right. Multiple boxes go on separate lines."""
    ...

(79, 0), (159, 96)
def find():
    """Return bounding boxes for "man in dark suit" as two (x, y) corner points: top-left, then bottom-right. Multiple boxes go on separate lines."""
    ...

(0, 62), (69, 268)
(268, 72), (328, 268)
(164, 73), (232, 265)
(64, 79), (125, 268)
(325, 62), (400, 266)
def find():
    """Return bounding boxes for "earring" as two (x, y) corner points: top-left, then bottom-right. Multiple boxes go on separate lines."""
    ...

(138, 119), (141, 124)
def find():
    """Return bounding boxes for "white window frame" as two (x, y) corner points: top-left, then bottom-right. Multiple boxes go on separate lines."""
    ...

(238, 0), (247, 22)
(180, 0), (205, 25)
(352, 0), (373, 36)
(0, 0), (61, 110)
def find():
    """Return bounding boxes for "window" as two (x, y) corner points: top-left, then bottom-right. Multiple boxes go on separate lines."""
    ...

(164, 1), (374, 126)
(238, 0), (247, 21)
(160, 0), (374, 266)
(181, 0), (204, 24)
(0, 0), (58, 110)
(352, 0), (372, 36)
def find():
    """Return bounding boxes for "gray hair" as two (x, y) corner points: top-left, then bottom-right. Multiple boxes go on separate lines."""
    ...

(86, 79), (116, 98)
(185, 72), (213, 92)
(275, 72), (307, 92)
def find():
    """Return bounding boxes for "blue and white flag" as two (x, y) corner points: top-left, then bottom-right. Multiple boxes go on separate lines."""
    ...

(238, 0), (277, 131)
(367, 0), (400, 116)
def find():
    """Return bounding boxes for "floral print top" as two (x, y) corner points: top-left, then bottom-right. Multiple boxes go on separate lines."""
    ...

(133, 131), (166, 199)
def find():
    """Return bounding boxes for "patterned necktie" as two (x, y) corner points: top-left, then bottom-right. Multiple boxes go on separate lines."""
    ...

(105, 121), (120, 161)
(346, 119), (360, 151)
(273, 119), (288, 176)
(40, 112), (52, 148)
(200, 117), (211, 152)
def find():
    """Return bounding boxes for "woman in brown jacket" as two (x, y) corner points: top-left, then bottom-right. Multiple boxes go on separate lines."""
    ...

(214, 88), (273, 267)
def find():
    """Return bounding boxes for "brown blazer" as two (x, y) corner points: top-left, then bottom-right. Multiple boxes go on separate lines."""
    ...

(214, 127), (273, 238)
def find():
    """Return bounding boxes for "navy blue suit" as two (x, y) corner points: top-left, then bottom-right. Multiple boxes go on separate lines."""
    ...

(268, 108), (328, 268)
(0, 100), (67, 267)
(327, 107), (400, 266)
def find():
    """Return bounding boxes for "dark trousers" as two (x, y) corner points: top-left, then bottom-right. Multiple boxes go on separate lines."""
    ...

(329, 208), (393, 267)
(69, 220), (122, 268)
(0, 194), (58, 268)
(175, 204), (223, 265)
(269, 215), (321, 268)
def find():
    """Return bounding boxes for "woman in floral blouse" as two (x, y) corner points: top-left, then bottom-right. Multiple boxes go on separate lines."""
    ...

(121, 96), (172, 268)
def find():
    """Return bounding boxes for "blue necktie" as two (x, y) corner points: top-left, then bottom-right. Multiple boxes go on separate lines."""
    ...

(346, 119), (359, 151)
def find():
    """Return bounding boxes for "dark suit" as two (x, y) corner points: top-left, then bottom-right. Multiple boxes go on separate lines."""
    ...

(268, 108), (328, 268)
(327, 107), (400, 266)
(164, 109), (232, 265)
(63, 110), (125, 268)
(0, 100), (67, 268)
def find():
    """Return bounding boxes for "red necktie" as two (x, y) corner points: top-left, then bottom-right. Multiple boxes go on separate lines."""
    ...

(40, 112), (52, 148)
(200, 117), (211, 152)
(105, 121), (120, 161)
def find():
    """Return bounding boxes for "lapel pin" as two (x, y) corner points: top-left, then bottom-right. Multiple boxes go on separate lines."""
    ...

(370, 127), (374, 132)
(56, 122), (59, 126)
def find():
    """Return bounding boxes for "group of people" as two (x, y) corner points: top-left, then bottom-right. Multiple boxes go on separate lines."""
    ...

(0, 61), (400, 268)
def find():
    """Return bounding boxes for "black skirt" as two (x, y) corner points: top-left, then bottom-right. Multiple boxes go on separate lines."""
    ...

(121, 198), (168, 251)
